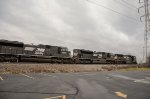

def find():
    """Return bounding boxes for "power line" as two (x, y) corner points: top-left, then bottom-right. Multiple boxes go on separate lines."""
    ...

(92, 0), (137, 10)
(114, 0), (137, 10)
(107, 0), (142, 15)
(86, 0), (139, 22)
(98, 0), (144, 14)
(120, 0), (138, 9)
(120, 0), (146, 14)
(120, 0), (146, 16)
(93, 0), (143, 15)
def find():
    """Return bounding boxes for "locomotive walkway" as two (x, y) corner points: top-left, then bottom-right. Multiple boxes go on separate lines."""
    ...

(0, 70), (150, 99)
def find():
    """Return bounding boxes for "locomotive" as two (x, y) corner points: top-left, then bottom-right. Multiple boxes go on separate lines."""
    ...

(92, 52), (115, 64)
(0, 40), (23, 62)
(21, 44), (72, 63)
(0, 39), (137, 64)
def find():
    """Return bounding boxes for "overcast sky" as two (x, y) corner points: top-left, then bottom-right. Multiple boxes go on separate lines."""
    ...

(0, 0), (146, 62)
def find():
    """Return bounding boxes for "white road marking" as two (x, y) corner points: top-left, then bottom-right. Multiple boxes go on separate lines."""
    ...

(84, 74), (96, 76)
(109, 74), (136, 80)
(134, 79), (150, 84)
(110, 74), (150, 84)
(45, 95), (66, 99)
(106, 76), (111, 79)
(20, 74), (34, 79)
(41, 73), (56, 78)
(79, 73), (96, 76)
(0, 76), (3, 81)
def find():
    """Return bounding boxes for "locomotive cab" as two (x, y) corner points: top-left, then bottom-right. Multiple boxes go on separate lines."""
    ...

(105, 53), (115, 64)
(59, 47), (69, 55)
(130, 55), (137, 64)
(123, 55), (137, 64)
(73, 49), (93, 64)
(114, 54), (126, 64)
(93, 52), (103, 59)
(92, 52), (107, 64)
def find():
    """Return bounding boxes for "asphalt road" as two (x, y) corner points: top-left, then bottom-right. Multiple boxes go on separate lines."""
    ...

(0, 70), (150, 99)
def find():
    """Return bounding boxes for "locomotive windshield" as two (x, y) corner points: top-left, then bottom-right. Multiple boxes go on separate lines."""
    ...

(93, 53), (102, 58)
(61, 48), (68, 52)
(93, 53), (98, 56)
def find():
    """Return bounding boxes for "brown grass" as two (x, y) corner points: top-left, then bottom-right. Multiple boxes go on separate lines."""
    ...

(0, 63), (148, 74)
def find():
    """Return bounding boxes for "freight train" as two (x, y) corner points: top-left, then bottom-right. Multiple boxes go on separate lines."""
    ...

(0, 39), (137, 64)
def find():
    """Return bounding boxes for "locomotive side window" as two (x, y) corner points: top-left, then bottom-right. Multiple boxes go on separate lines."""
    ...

(61, 48), (68, 52)
(61, 48), (68, 54)
(61, 52), (67, 54)
(25, 47), (35, 51)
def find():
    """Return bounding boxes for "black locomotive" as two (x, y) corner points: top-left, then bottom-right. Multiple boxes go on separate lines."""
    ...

(0, 39), (137, 64)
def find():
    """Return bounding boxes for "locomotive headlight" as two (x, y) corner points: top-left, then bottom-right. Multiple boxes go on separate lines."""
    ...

(73, 52), (78, 56)
(114, 56), (117, 59)
(93, 54), (97, 56)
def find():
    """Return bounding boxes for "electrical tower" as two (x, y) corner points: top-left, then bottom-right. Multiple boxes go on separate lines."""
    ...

(138, 0), (150, 63)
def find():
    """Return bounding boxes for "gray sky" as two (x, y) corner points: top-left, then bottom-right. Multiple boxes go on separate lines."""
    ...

(0, 0), (145, 62)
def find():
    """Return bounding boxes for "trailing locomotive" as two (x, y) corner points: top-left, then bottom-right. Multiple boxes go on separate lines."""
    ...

(124, 55), (137, 64)
(0, 40), (23, 62)
(73, 49), (93, 64)
(92, 52), (115, 64)
(0, 39), (137, 64)
(21, 44), (72, 63)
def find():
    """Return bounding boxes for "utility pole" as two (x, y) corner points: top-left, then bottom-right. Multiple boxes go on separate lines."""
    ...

(138, 0), (150, 63)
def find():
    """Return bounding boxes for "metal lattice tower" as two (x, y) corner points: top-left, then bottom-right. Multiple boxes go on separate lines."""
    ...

(138, 0), (150, 63)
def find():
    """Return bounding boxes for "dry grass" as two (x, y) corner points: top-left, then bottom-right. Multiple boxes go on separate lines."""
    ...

(121, 67), (150, 71)
(0, 63), (148, 74)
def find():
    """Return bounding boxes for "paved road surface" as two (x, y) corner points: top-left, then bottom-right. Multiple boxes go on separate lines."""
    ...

(0, 70), (150, 99)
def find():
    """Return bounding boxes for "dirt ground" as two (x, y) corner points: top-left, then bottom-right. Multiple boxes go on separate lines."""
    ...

(0, 63), (145, 74)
